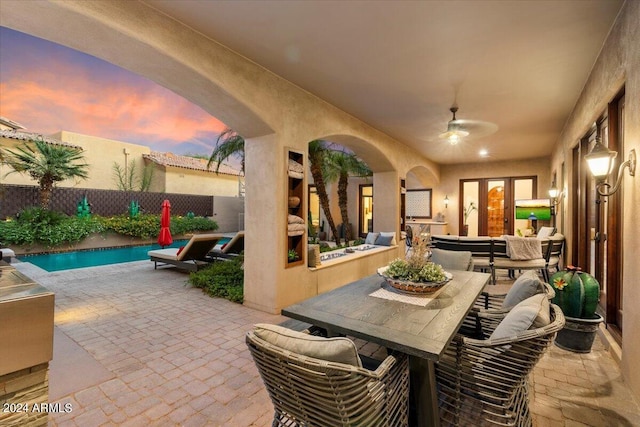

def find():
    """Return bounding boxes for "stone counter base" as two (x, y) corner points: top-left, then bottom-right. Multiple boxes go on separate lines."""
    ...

(0, 363), (49, 427)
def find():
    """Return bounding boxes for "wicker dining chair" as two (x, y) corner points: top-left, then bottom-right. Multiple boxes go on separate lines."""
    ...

(246, 326), (410, 427)
(475, 270), (556, 311)
(436, 303), (565, 427)
(459, 270), (554, 338)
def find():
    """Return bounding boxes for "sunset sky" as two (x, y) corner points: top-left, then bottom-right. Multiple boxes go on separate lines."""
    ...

(0, 27), (228, 157)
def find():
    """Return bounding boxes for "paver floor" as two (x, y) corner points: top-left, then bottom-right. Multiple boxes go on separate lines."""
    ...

(12, 261), (640, 427)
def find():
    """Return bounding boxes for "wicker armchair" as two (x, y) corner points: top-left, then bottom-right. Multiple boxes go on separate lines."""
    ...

(459, 271), (555, 338)
(436, 304), (565, 426)
(246, 328), (410, 427)
(475, 281), (556, 311)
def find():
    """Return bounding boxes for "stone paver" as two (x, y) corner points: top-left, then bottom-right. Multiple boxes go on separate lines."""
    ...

(11, 261), (640, 426)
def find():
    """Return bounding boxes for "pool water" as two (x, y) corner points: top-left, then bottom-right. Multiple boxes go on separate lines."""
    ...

(19, 240), (188, 272)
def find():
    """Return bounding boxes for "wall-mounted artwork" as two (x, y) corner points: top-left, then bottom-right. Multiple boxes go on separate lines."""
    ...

(406, 189), (432, 219)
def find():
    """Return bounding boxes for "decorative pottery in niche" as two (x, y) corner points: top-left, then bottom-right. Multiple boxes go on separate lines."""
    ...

(288, 196), (301, 208)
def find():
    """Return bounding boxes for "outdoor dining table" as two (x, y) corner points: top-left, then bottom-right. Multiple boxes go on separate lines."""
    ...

(282, 269), (490, 427)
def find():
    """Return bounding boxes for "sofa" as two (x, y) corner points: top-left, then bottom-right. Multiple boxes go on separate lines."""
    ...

(431, 234), (564, 284)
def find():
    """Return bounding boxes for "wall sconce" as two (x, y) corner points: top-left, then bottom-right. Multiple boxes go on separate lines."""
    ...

(548, 186), (565, 205)
(444, 195), (449, 208)
(585, 134), (636, 196)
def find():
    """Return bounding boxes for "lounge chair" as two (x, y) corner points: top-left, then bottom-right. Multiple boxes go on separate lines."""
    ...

(148, 233), (224, 271)
(209, 231), (244, 260)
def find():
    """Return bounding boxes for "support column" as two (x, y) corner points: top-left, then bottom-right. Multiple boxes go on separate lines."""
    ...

(373, 171), (403, 257)
(373, 171), (401, 235)
(243, 134), (284, 313)
(242, 135), (319, 313)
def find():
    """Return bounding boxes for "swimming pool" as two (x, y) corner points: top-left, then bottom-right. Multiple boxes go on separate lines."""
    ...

(18, 240), (188, 272)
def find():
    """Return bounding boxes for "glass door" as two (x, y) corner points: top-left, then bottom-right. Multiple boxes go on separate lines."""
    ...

(359, 184), (373, 237)
(308, 185), (320, 238)
(461, 177), (535, 236)
(486, 180), (506, 237)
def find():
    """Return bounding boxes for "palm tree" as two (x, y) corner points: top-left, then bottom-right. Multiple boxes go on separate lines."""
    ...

(4, 138), (89, 209)
(308, 140), (340, 244)
(207, 130), (342, 244)
(207, 128), (245, 174)
(323, 151), (372, 242)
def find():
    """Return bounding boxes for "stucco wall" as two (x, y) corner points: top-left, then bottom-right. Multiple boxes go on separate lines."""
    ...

(56, 131), (151, 191)
(163, 166), (240, 197)
(549, 0), (640, 400)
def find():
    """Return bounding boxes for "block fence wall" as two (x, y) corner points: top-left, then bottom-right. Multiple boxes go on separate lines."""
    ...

(0, 186), (245, 231)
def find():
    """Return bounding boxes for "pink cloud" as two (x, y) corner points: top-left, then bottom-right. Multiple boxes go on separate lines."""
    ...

(0, 58), (228, 153)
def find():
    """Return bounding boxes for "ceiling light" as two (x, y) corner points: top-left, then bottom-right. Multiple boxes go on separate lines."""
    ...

(479, 149), (488, 157)
(439, 107), (469, 145)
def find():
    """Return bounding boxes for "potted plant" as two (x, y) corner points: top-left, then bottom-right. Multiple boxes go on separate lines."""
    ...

(378, 237), (449, 294)
(551, 265), (603, 353)
(287, 249), (299, 263)
(461, 202), (477, 236)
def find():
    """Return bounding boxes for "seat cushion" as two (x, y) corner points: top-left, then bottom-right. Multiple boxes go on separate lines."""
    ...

(254, 323), (362, 367)
(365, 232), (380, 245)
(502, 270), (545, 309)
(490, 294), (550, 340)
(148, 248), (179, 261)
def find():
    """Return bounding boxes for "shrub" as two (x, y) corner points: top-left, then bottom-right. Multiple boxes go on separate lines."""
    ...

(0, 208), (105, 246)
(171, 216), (218, 236)
(16, 206), (66, 225)
(98, 214), (218, 239)
(188, 255), (244, 303)
(0, 210), (217, 247)
(98, 214), (160, 238)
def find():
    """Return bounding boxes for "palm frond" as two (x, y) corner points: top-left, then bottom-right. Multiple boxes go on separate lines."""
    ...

(207, 128), (245, 174)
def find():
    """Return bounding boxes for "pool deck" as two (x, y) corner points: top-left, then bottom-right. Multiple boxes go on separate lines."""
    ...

(10, 260), (640, 426)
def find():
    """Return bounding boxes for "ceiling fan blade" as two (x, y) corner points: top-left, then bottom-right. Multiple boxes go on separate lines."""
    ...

(450, 119), (499, 139)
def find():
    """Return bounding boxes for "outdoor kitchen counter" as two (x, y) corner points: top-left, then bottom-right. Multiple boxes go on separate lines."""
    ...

(0, 263), (54, 427)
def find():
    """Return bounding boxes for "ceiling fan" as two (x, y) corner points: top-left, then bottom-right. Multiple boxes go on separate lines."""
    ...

(439, 106), (498, 145)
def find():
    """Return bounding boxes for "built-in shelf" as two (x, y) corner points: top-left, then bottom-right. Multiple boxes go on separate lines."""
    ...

(286, 149), (305, 268)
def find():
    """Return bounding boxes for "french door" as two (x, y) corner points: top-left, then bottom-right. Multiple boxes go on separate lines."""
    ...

(573, 92), (624, 343)
(460, 177), (537, 237)
(359, 184), (373, 238)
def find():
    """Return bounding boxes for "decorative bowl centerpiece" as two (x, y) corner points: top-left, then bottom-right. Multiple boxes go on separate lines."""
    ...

(378, 236), (451, 294)
(378, 262), (451, 294)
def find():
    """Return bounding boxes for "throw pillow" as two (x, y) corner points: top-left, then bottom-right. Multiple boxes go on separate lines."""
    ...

(254, 324), (362, 367)
(375, 234), (394, 246)
(379, 232), (397, 246)
(430, 248), (473, 271)
(490, 294), (549, 340)
(365, 232), (380, 245)
(501, 270), (544, 309)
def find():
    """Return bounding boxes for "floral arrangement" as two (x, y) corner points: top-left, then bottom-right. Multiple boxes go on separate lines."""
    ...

(385, 258), (446, 283)
(463, 201), (477, 225)
(381, 236), (446, 283)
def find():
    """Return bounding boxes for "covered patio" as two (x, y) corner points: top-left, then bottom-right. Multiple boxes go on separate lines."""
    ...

(12, 261), (639, 426)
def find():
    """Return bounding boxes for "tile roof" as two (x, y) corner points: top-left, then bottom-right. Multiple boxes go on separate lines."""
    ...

(143, 151), (241, 176)
(0, 129), (82, 149)
(0, 116), (26, 130)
